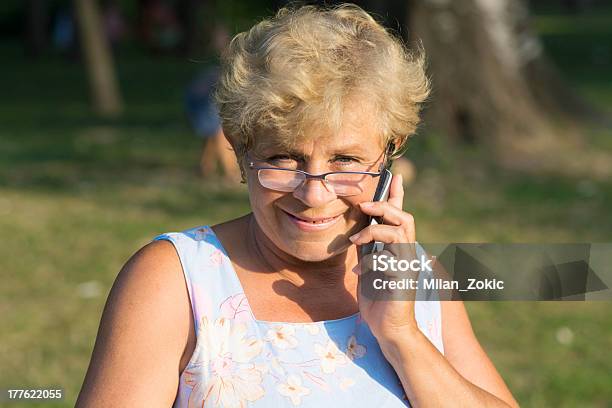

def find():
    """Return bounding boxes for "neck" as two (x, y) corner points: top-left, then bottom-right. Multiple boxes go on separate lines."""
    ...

(246, 213), (358, 289)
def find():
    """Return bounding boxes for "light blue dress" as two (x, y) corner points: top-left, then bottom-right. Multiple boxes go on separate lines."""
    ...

(154, 225), (444, 407)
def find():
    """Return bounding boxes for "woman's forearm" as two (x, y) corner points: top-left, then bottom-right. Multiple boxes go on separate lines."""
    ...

(378, 328), (516, 408)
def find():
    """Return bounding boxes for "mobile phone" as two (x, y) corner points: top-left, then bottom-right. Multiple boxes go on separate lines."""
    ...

(360, 168), (393, 257)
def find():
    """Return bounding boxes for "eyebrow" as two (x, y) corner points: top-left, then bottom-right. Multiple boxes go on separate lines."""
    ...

(328, 143), (370, 155)
(254, 142), (372, 158)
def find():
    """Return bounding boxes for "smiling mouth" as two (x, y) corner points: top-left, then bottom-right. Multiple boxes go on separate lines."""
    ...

(282, 210), (341, 224)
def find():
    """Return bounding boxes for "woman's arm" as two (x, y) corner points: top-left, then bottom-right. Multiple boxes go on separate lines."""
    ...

(76, 240), (194, 407)
(379, 300), (520, 408)
(353, 174), (519, 406)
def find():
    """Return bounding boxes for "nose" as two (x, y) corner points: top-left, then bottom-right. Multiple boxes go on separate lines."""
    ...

(292, 177), (337, 208)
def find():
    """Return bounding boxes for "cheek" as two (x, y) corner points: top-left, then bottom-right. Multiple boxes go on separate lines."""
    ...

(345, 199), (368, 227)
(248, 183), (274, 207)
(344, 183), (379, 226)
(247, 172), (274, 203)
(248, 183), (285, 228)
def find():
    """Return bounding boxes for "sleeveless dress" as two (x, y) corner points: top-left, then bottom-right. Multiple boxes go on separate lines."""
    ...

(153, 225), (444, 408)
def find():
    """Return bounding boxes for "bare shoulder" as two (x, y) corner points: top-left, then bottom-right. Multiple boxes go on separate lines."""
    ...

(76, 239), (193, 407)
(119, 239), (184, 286)
(104, 239), (189, 328)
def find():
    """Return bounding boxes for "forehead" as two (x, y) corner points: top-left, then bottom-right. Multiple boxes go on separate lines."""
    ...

(253, 103), (385, 155)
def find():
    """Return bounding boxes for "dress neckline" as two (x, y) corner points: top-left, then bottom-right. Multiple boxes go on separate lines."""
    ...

(206, 225), (360, 326)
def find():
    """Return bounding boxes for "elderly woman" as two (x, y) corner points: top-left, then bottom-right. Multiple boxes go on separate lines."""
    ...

(77, 4), (518, 407)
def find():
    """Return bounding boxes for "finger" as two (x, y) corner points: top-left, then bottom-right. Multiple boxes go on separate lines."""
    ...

(372, 248), (418, 279)
(349, 224), (410, 245)
(387, 173), (404, 210)
(359, 201), (413, 227)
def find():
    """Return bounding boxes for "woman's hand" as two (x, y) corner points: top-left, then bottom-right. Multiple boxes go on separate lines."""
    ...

(349, 173), (420, 343)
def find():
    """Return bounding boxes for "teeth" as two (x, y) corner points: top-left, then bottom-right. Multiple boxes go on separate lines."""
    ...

(287, 211), (337, 224)
(309, 217), (334, 223)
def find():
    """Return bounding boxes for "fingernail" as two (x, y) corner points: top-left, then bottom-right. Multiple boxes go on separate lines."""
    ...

(349, 233), (360, 242)
(359, 202), (373, 208)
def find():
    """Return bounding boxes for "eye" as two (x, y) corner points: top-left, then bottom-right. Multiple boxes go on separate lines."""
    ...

(266, 154), (300, 167)
(267, 154), (294, 161)
(332, 155), (360, 166)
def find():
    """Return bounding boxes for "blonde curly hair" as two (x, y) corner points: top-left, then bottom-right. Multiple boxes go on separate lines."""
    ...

(214, 3), (430, 179)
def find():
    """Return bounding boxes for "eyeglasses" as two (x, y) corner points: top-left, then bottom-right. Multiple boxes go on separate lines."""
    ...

(247, 143), (394, 197)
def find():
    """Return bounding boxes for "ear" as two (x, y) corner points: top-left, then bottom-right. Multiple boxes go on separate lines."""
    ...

(239, 164), (247, 184)
(389, 138), (401, 157)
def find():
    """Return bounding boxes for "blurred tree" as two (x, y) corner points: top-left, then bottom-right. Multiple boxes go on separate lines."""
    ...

(26, 0), (49, 57)
(405, 0), (599, 170)
(74, 0), (123, 117)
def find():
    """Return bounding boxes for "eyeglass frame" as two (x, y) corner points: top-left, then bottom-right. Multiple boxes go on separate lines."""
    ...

(245, 142), (396, 194)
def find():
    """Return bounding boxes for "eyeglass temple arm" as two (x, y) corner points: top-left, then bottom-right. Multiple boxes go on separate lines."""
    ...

(379, 142), (396, 171)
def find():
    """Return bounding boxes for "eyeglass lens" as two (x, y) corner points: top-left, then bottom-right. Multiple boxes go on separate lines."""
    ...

(257, 169), (372, 196)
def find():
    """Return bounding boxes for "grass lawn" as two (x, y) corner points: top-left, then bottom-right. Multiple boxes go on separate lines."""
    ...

(1, 6), (611, 407)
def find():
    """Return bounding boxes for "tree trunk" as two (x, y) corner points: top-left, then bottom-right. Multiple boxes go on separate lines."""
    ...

(405, 0), (596, 172)
(74, 0), (123, 117)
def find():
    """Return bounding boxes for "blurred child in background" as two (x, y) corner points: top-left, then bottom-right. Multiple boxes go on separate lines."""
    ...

(184, 23), (240, 182)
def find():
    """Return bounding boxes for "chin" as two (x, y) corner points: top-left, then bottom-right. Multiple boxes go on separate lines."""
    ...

(281, 236), (351, 262)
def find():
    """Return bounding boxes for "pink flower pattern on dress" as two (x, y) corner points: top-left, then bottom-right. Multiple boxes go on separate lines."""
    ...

(209, 248), (223, 265)
(183, 317), (265, 408)
(193, 227), (214, 241)
(219, 293), (252, 323)
(346, 335), (366, 360)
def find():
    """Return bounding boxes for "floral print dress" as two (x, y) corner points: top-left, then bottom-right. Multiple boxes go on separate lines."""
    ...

(154, 226), (444, 408)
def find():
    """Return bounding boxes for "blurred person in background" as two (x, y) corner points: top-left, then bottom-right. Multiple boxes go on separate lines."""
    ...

(52, 6), (76, 56)
(77, 4), (518, 407)
(185, 23), (241, 181)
